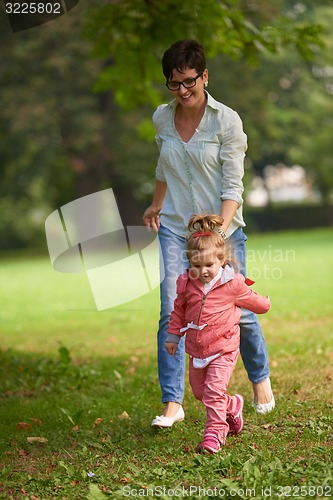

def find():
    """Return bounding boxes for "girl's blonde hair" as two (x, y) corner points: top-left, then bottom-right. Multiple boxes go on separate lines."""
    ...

(186, 213), (227, 262)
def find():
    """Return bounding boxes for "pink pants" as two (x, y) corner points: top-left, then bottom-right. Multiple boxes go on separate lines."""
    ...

(189, 349), (239, 444)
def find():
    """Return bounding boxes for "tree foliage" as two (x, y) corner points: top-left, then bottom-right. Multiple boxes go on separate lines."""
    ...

(238, 4), (333, 201)
(84, 0), (324, 109)
(0, 1), (331, 249)
(0, 8), (106, 248)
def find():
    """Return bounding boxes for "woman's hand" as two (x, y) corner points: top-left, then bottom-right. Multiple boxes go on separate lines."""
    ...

(165, 342), (178, 356)
(143, 205), (161, 232)
(143, 180), (167, 232)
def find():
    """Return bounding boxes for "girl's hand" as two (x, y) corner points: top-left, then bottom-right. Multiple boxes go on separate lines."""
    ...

(165, 342), (178, 356)
(143, 205), (160, 232)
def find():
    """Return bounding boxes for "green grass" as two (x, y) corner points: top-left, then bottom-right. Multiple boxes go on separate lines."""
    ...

(0, 228), (332, 499)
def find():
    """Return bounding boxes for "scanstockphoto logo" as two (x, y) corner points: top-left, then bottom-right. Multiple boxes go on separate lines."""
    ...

(4, 0), (80, 33)
(45, 189), (164, 311)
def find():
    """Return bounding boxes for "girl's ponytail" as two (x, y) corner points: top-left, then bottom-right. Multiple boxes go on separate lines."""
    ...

(187, 213), (224, 234)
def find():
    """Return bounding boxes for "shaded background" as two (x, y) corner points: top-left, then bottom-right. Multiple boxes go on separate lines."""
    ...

(0, 0), (332, 251)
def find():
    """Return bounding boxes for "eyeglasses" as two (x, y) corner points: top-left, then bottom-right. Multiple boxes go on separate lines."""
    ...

(166, 72), (203, 91)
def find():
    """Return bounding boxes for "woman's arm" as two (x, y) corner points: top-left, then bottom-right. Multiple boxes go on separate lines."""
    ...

(143, 180), (167, 232)
(219, 199), (239, 234)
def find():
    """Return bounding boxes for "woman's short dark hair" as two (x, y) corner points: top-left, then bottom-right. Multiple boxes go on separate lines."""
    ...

(162, 39), (206, 82)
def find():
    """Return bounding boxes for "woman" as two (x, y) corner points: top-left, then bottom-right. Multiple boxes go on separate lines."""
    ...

(143, 39), (275, 427)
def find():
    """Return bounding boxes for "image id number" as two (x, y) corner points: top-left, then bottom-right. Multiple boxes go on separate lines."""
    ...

(5, 2), (61, 14)
(277, 485), (332, 497)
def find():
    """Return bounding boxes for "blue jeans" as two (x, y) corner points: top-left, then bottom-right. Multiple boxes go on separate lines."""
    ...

(157, 224), (270, 404)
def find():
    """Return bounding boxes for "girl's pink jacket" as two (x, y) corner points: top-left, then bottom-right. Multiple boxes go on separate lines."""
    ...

(167, 265), (271, 359)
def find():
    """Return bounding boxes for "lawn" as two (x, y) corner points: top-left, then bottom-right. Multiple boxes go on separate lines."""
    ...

(0, 228), (332, 499)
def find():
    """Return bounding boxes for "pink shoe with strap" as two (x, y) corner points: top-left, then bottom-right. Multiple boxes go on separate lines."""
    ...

(195, 429), (221, 454)
(227, 394), (244, 435)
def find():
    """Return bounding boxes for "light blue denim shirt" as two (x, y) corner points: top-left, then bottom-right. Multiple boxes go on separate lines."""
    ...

(153, 92), (247, 237)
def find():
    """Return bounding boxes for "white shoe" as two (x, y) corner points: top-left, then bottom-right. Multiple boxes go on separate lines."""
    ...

(252, 377), (275, 414)
(253, 394), (275, 414)
(151, 406), (185, 428)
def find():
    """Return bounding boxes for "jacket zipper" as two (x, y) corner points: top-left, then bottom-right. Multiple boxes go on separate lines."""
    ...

(197, 294), (207, 324)
(193, 277), (223, 324)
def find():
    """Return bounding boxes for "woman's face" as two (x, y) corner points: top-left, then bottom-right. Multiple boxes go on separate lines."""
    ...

(168, 67), (208, 109)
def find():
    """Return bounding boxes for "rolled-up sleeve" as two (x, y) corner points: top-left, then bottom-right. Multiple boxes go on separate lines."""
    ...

(219, 111), (247, 206)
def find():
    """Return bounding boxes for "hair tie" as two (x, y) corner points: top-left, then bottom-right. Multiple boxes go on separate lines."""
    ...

(193, 231), (212, 238)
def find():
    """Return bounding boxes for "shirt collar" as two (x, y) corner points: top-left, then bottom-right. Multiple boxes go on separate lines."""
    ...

(169, 91), (219, 112)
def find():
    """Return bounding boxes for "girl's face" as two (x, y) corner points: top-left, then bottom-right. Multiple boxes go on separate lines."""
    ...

(168, 67), (208, 109)
(189, 249), (222, 284)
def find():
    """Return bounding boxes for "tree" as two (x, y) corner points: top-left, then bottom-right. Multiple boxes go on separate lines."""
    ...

(84, 0), (324, 110)
(0, 1), (329, 249)
(83, 0), (329, 202)
(285, 5), (333, 203)
(237, 3), (333, 202)
(0, 5), (151, 248)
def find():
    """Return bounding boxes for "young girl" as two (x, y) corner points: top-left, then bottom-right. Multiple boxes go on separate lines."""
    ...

(164, 213), (271, 453)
